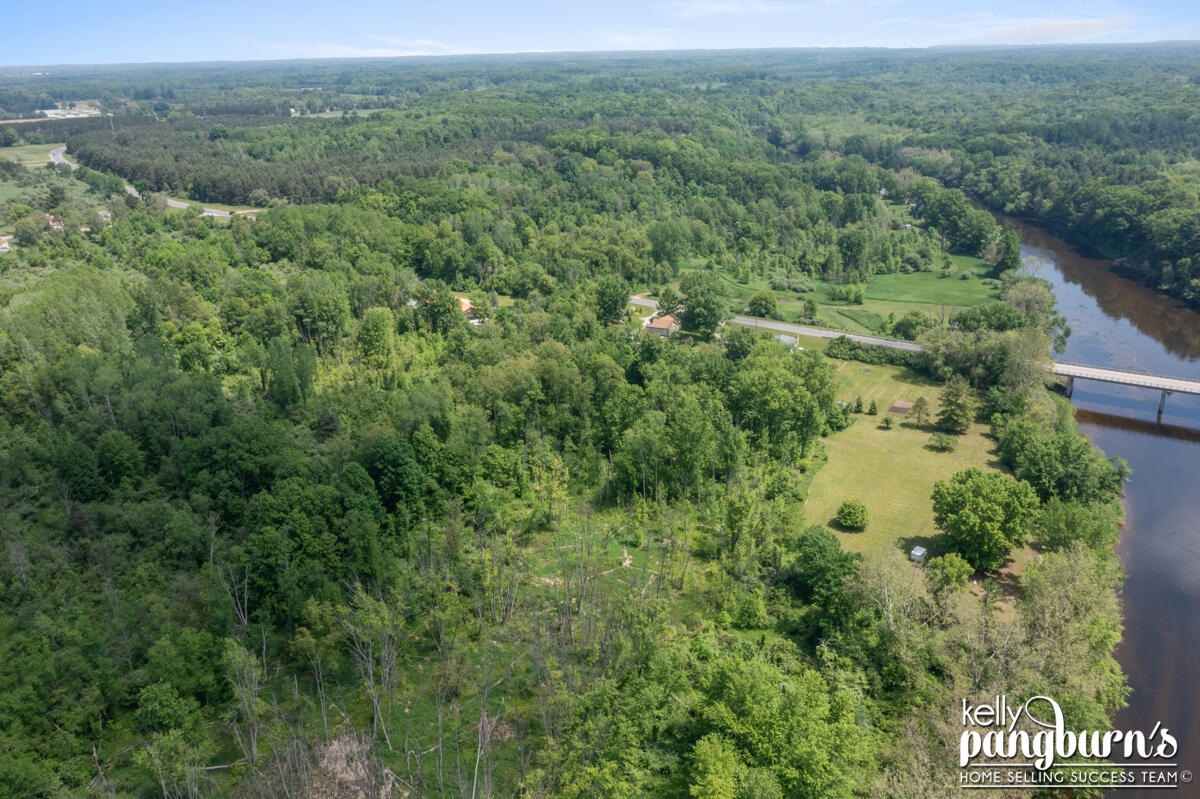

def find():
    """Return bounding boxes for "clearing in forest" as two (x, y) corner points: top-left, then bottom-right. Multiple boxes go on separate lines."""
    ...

(805, 360), (1009, 563)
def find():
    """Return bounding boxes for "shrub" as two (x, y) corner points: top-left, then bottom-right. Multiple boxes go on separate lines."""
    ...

(769, 271), (815, 293)
(735, 589), (772, 628)
(881, 415), (894, 429)
(929, 432), (957, 452)
(836, 499), (870, 530)
(825, 335), (925, 370)
(748, 290), (779, 319)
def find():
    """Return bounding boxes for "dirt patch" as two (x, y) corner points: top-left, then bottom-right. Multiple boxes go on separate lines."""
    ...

(312, 734), (399, 799)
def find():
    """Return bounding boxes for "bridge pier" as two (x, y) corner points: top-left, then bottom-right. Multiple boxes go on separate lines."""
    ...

(1051, 362), (1199, 422)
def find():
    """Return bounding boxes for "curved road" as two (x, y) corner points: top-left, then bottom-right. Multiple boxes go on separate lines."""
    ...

(629, 295), (925, 351)
(50, 146), (247, 218)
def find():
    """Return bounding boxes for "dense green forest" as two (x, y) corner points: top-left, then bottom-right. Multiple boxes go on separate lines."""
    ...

(6, 45), (1200, 303)
(0, 50), (1133, 797)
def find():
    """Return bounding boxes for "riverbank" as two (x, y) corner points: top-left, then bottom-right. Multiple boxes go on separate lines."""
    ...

(1005, 214), (1200, 799)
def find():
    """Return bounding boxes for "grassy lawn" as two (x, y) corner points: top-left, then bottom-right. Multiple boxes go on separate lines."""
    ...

(0, 142), (65, 168)
(865, 264), (999, 306)
(806, 360), (1011, 565)
(674, 260), (998, 337)
(159, 196), (260, 214)
(834, 307), (887, 332)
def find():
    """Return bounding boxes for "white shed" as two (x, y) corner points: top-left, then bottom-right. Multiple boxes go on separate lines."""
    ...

(909, 546), (928, 564)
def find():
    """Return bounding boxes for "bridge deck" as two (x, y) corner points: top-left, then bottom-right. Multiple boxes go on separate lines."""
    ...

(1052, 361), (1200, 396)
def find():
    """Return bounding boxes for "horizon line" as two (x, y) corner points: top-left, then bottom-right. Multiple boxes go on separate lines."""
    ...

(5, 39), (1200, 72)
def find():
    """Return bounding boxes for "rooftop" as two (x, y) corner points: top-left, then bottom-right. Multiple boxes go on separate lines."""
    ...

(646, 313), (682, 330)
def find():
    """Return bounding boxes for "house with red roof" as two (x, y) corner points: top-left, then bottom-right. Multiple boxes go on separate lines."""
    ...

(645, 313), (682, 336)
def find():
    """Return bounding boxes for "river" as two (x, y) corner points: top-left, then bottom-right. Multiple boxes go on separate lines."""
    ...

(1004, 216), (1200, 798)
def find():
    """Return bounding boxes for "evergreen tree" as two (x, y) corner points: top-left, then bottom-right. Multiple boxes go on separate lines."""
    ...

(937, 375), (976, 434)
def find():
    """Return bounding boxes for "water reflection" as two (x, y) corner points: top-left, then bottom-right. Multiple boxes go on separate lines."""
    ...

(1010, 219), (1200, 363)
(1000, 214), (1200, 799)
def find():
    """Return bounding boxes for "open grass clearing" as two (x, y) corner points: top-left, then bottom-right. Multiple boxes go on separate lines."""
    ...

(805, 359), (1031, 576)
(0, 142), (65, 168)
(674, 260), (997, 336)
(864, 262), (998, 306)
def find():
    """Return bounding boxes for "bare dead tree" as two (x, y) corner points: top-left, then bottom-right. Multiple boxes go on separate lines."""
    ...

(218, 562), (251, 632)
(225, 639), (265, 764)
(342, 588), (402, 751)
(296, 632), (330, 742)
(259, 696), (316, 799)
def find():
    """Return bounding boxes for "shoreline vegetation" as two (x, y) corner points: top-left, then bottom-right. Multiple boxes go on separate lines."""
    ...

(0, 50), (1133, 797)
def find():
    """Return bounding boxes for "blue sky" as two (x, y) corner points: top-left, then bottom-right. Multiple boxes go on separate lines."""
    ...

(7, 0), (1200, 66)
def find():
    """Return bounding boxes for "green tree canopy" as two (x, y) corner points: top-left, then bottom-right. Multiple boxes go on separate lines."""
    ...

(931, 468), (1040, 571)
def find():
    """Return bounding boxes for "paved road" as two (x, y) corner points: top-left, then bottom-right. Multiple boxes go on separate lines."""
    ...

(49, 146), (77, 171)
(52, 146), (244, 218)
(629, 295), (925, 351)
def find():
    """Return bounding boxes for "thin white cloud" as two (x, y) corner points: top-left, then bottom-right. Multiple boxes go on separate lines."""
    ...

(871, 10), (1140, 47)
(967, 15), (1135, 44)
(662, 0), (804, 20)
(270, 38), (477, 59)
(367, 36), (461, 53)
(600, 29), (680, 50)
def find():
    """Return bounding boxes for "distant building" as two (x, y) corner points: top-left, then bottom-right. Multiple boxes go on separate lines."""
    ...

(646, 313), (682, 336)
(0, 236), (11, 253)
(771, 334), (805, 352)
(44, 214), (64, 230)
(456, 296), (482, 326)
(910, 546), (928, 564)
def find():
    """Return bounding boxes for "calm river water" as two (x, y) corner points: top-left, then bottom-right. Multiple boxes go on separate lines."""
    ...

(1005, 217), (1200, 798)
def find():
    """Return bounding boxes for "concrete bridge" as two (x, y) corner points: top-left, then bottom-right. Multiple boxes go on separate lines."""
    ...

(1053, 361), (1200, 421)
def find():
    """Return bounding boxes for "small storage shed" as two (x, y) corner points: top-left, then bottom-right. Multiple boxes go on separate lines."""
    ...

(909, 546), (928, 564)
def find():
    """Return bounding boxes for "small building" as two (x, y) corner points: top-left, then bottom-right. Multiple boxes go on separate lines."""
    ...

(45, 214), (64, 230)
(910, 546), (928, 564)
(456, 296), (482, 326)
(0, 236), (11, 253)
(646, 313), (682, 336)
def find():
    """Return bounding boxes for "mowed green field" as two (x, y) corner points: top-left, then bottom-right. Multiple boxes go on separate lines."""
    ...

(673, 260), (998, 335)
(1, 142), (65, 168)
(865, 263), (999, 306)
(805, 360), (1005, 561)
